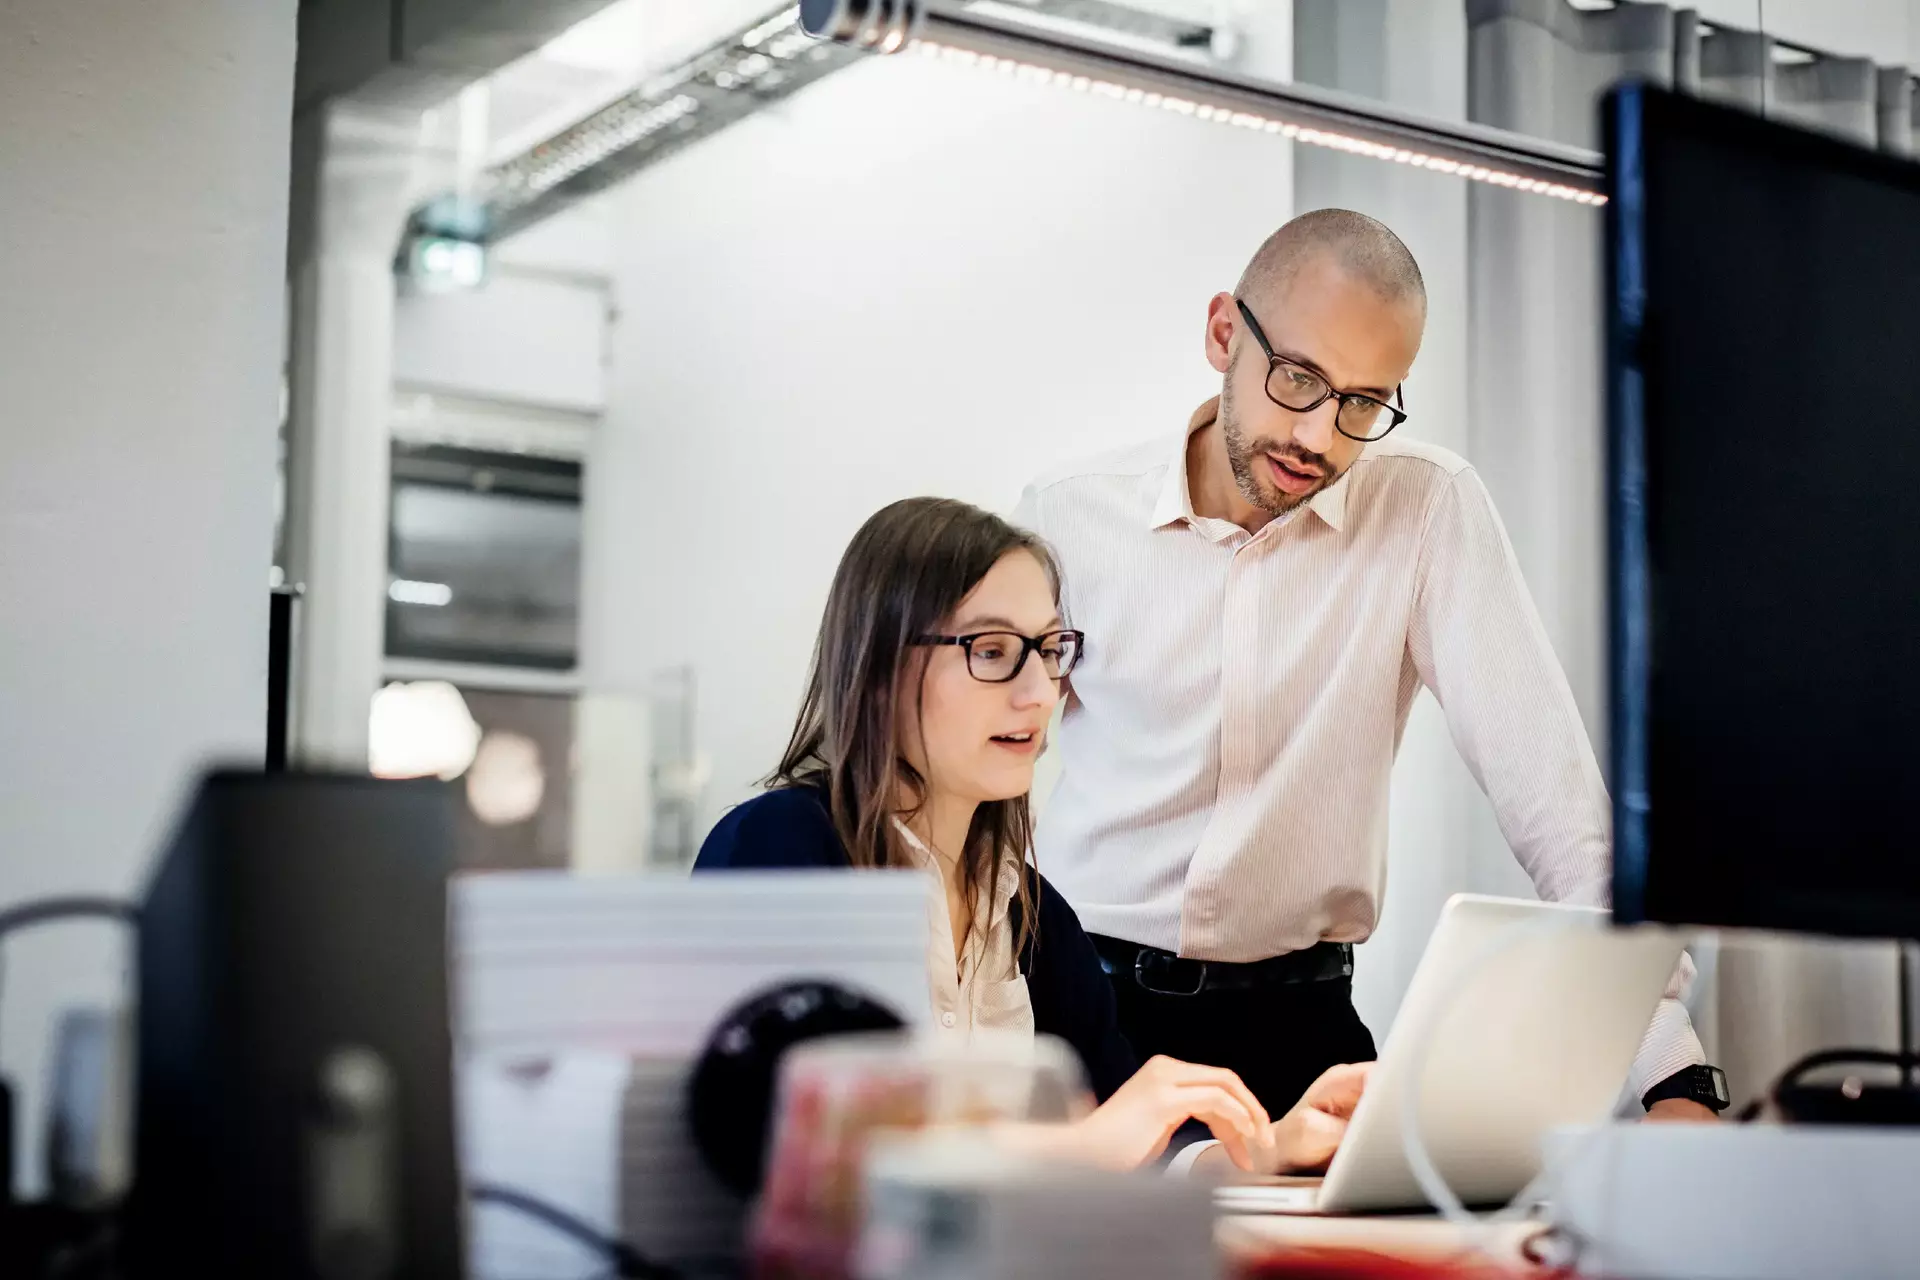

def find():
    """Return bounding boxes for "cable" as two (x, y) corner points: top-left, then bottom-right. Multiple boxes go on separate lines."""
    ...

(469, 1182), (680, 1280)
(1395, 910), (1678, 1261)
(1771, 1046), (1917, 1091)
(0, 898), (137, 937)
(0, 897), (139, 1060)
(1899, 942), (1915, 1090)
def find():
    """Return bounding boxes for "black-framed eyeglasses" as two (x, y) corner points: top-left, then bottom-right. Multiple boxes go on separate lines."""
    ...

(1234, 298), (1409, 442)
(912, 629), (1085, 684)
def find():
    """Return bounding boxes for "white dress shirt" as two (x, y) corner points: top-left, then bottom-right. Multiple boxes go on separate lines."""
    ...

(1016, 399), (1702, 1096)
(893, 820), (1036, 1042)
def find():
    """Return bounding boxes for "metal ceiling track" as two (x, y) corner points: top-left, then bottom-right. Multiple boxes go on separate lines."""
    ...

(428, 0), (1607, 247)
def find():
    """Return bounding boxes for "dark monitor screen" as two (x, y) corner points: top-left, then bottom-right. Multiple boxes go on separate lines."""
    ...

(1604, 85), (1920, 940)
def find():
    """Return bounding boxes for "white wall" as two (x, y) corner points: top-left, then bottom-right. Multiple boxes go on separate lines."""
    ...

(0, 0), (297, 1191)
(395, 201), (616, 413)
(395, 273), (611, 412)
(583, 36), (1300, 838)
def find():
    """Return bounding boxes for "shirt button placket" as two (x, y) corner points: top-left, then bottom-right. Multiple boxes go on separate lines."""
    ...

(1199, 539), (1264, 946)
(1181, 537), (1238, 948)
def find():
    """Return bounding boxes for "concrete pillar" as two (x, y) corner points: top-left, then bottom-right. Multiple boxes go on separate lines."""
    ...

(282, 106), (423, 769)
(0, 0), (298, 1194)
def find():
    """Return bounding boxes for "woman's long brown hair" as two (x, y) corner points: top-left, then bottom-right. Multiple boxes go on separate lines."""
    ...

(770, 497), (1059, 958)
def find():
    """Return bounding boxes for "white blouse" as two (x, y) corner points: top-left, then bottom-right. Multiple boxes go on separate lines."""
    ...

(893, 820), (1036, 1042)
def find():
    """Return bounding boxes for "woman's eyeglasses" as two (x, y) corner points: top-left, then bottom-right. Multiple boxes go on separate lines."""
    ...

(912, 630), (1085, 684)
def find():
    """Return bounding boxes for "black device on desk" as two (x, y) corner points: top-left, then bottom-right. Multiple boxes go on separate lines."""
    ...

(127, 771), (466, 1278)
(1605, 84), (1920, 1121)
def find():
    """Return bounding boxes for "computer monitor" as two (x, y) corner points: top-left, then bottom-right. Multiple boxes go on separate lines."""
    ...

(1604, 84), (1920, 940)
(129, 771), (465, 1278)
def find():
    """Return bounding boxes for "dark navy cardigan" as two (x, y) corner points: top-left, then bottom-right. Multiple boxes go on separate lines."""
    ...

(693, 785), (1137, 1102)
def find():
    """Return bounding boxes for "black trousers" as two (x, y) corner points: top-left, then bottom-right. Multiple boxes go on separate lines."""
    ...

(1102, 950), (1378, 1118)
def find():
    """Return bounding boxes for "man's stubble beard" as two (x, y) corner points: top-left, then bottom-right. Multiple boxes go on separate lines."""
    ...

(1219, 372), (1336, 517)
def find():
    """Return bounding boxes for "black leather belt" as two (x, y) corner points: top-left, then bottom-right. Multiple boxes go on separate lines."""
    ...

(1091, 935), (1354, 996)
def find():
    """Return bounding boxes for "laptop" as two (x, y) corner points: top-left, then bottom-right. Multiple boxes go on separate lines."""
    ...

(1215, 894), (1685, 1216)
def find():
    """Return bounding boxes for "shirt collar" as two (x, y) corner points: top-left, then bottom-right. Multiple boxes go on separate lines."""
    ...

(1152, 397), (1349, 534)
(892, 818), (1022, 926)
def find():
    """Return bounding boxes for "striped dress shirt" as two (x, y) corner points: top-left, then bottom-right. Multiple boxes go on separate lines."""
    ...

(1015, 398), (1702, 1096)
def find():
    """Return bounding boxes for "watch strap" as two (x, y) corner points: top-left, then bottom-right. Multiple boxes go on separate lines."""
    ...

(1642, 1063), (1731, 1112)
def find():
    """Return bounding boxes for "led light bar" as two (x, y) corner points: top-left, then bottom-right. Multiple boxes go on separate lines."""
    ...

(898, 2), (1607, 204)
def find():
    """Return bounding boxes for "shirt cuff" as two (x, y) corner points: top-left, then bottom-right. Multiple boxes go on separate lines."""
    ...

(1163, 1139), (1220, 1176)
(1628, 996), (1707, 1102)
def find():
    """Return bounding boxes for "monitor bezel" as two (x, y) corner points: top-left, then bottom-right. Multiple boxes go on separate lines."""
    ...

(1604, 82), (1920, 940)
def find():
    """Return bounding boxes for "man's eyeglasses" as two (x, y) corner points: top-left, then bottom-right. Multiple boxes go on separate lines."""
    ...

(1234, 298), (1409, 442)
(913, 630), (1085, 684)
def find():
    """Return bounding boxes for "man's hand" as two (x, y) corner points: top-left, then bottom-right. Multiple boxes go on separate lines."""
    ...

(1267, 1062), (1374, 1173)
(1644, 1097), (1720, 1123)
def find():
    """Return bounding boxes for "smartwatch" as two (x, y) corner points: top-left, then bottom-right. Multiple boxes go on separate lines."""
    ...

(1642, 1064), (1731, 1113)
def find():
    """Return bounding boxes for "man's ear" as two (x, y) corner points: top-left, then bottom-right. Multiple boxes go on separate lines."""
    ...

(1204, 292), (1237, 375)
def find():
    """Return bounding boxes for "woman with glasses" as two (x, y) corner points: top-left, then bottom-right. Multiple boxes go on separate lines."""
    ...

(695, 496), (1368, 1174)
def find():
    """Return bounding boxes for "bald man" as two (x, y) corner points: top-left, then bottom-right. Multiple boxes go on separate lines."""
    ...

(1016, 209), (1727, 1134)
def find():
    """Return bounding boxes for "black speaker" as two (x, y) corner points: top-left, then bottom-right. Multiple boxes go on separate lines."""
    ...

(686, 981), (905, 1197)
(128, 771), (465, 1279)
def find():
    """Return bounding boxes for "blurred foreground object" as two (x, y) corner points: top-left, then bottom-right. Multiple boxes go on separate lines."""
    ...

(688, 981), (907, 1198)
(1548, 1122), (1920, 1280)
(859, 1131), (1216, 1280)
(451, 869), (929, 1274)
(751, 1031), (1084, 1279)
(129, 771), (464, 1280)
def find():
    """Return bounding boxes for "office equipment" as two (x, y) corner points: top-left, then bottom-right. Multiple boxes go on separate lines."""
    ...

(461, 1052), (632, 1280)
(46, 1007), (132, 1208)
(859, 1133), (1216, 1280)
(0, 895), (136, 1222)
(128, 771), (464, 1280)
(1215, 895), (1682, 1215)
(1547, 1122), (1920, 1280)
(266, 585), (298, 770)
(1606, 82), (1920, 942)
(386, 443), (582, 672)
(1548, 83), (1920, 1280)
(688, 980), (907, 1196)
(451, 868), (930, 1059)
(451, 868), (930, 1275)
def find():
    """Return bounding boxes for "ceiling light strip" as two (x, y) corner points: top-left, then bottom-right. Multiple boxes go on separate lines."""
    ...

(911, 5), (1607, 205)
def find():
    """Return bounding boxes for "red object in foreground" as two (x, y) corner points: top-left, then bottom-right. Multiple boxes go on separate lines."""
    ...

(1237, 1243), (1562, 1280)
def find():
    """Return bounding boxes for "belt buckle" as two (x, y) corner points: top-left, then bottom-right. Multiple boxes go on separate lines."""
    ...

(1135, 951), (1206, 996)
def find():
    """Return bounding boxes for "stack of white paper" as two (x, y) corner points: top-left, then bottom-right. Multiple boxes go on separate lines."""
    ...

(450, 869), (931, 1277)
